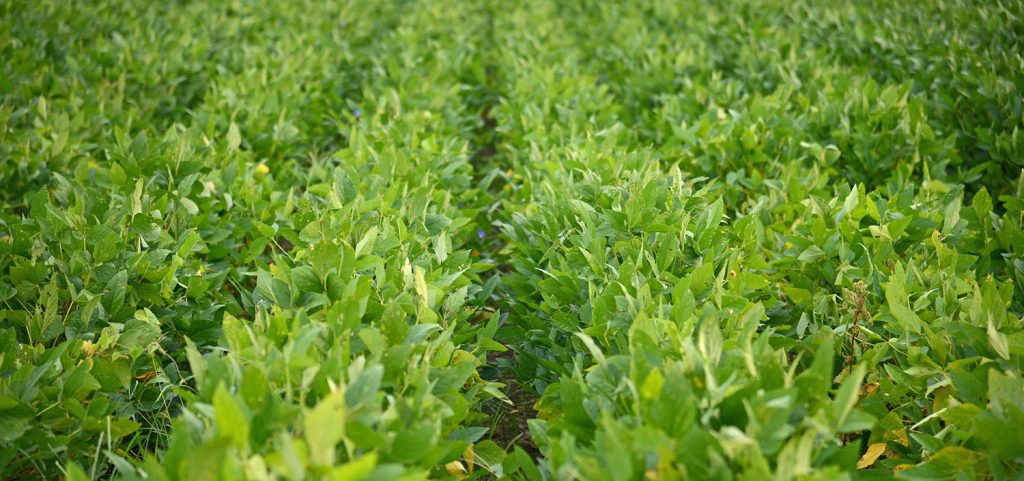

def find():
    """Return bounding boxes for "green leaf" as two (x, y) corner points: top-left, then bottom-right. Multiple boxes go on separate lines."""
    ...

(226, 122), (241, 151)
(832, 364), (866, 430)
(105, 270), (128, 314)
(987, 369), (1024, 421)
(213, 384), (250, 451)
(388, 424), (434, 464)
(424, 214), (451, 236)
(972, 187), (992, 221)
(256, 269), (291, 307)
(345, 364), (382, 409)
(797, 245), (826, 263)
(119, 309), (162, 350)
(28, 278), (62, 343)
(574, 332), (606, 364)
(184, 337), (206, 388)
(987, 321), (1010, 360)
(895, 446), (978, 480)
(21, 342), (70, 402)
(835, 185), (859, 223)
(327, 453), (377, 481)
(64, 462), (90, 481)
(885, 265), (924, 333)
(291, 266), (322, 293)
(470, 440), (507, 478)
(306, 390), (347, 466)
(355, 226), (378, 258)
(433, 230), (449, 263)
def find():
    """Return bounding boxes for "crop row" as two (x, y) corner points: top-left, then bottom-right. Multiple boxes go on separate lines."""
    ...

(1, 0), (1022, 480)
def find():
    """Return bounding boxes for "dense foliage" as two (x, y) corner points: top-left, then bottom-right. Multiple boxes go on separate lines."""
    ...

(1, 0), (1022, 479)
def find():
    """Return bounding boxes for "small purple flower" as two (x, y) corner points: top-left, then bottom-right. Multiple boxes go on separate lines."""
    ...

(477, 230), (486, 239)
(353, 108), (362, 117)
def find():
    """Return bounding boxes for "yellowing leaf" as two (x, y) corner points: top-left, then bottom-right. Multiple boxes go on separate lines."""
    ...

(463, 443), (476, 472)
(81, 340), (96, 357)
(857, 442), (886, 469)
(445, 460), (467, 477)
(641, 369), (664, 400)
